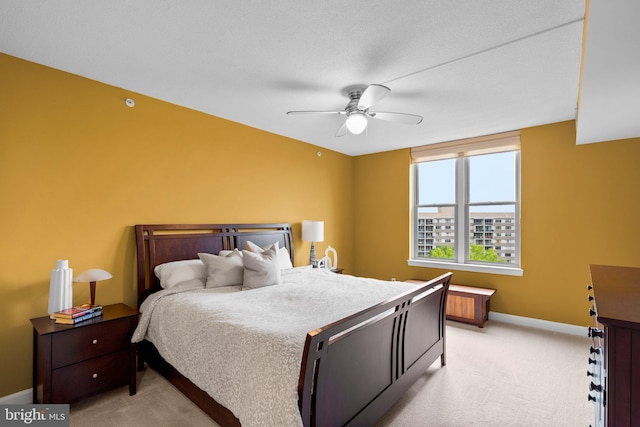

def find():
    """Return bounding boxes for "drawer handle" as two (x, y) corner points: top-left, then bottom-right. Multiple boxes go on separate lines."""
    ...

(92, 339), (98, 345)
(92, 373), (98, 379)
(587, 327), (603, 338)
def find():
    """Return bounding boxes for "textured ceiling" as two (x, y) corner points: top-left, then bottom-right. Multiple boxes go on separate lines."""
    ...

(576, 0), (640, 145)
(1, 1), (631, 156)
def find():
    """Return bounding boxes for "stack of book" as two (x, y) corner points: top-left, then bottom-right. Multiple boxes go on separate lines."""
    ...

(53, 304), (103, 324)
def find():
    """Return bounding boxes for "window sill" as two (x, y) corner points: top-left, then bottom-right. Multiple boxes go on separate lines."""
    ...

(407, 259), (523, 277)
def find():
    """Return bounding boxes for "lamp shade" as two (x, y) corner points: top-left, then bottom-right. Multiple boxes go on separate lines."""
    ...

(74, 268), (112, 306)
(302, 220), (324, 242)
(346, 112), (368, 134)
(74, 269), (112, 283)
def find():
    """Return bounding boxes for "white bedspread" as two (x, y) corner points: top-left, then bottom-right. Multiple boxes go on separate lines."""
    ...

(132, 268), (417, 427)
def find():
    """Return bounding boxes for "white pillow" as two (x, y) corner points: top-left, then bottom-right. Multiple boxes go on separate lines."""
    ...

(245, 241), (293, 270)
(245, 240), (275, 253)
(218, 249), (240, 257)
(154, 259), (206, 289)
(198, 250), (244, 288)
(242, 246), (282, 289)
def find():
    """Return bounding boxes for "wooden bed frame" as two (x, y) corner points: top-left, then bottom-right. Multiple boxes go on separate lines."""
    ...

(135, 223), (451, 427)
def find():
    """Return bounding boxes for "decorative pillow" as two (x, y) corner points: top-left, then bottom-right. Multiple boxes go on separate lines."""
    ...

(242, 246), (282, 289)
(277, 247), (294, 269)
(245, 240), (275, 253)
(154, 259), (206, 289)
(198, 250), (244, 288)
(245, 241), (293, 270)
(218, 250), (241, 257)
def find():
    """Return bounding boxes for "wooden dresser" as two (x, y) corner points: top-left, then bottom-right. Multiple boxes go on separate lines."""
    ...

(588, 264), (640, 426)
(31, 303), (138, 404)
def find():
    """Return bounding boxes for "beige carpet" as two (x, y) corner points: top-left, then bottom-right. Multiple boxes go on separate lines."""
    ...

(70, 321), (594, 427)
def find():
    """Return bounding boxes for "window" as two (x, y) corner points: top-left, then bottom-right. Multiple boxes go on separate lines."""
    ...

(409, 131), (522, 276)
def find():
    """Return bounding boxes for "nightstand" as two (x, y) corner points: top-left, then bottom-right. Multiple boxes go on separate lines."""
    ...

(331, 268), (344, 274)
(30, 303), (138, 404)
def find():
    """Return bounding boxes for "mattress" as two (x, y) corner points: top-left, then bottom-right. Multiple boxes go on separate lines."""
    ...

(132, 267), (417, 427)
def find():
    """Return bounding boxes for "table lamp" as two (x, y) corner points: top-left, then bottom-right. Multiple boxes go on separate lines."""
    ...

(74, 269), (112, 306)
(302, 220), (324, 267)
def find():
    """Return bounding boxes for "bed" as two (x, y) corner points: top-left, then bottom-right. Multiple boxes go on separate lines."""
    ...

(133, 223), (451, 426)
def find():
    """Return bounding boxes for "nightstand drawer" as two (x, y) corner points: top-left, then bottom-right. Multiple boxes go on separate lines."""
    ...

(51, 349), (129, 403)
(52, 318), (131, 368)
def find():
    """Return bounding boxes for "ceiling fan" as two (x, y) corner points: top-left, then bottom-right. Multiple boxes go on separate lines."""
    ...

(286, 84), (423, 137)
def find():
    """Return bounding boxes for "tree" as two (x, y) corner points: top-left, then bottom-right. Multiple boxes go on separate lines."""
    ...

(469, 244), (502, 262)
(429, 244), (504, 263)
(429, 245), (454, 259)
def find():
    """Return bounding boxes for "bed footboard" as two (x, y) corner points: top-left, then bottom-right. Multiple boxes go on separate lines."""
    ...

(298, 272), (451, 427)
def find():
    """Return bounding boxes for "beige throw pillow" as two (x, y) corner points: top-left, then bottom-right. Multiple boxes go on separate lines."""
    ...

(242, 246), (282, 289)
(245, 241), (293, 269)
(198, 250), (244, 288)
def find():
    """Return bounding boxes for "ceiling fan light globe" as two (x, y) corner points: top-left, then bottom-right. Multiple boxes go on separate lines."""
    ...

(346, 113), (367, 134)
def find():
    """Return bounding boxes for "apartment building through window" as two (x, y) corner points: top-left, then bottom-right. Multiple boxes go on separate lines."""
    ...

(409, 131), (522, 276)
(415, 209), (517, 264)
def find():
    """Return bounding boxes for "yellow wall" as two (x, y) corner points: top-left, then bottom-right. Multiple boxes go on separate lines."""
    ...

(353, 121), (640, 326)
(0, 54), (354, 396)
(3, 51), (640, 398)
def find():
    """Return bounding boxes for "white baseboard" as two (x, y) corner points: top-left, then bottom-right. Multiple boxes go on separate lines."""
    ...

(488, 312), (587, 336)
(0, 388), (32, 404)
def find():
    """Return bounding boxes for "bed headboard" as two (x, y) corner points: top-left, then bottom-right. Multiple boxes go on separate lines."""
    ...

(135, 223), (294, 306)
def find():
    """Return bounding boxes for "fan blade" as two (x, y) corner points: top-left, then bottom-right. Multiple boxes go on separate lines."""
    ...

(287, 110), (344, 115)
(335, 121), (347, 137)
(369, 111), (423, 125)
(357, 84), (391, 110)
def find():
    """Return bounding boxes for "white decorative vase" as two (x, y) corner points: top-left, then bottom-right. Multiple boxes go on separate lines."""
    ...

(48, 260), (73, 318)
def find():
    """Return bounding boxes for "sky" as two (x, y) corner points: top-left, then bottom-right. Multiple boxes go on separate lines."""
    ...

(417, 151), (516, 213)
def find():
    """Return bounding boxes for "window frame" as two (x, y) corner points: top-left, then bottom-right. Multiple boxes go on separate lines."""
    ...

(409, 132), (523, 277)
